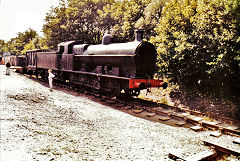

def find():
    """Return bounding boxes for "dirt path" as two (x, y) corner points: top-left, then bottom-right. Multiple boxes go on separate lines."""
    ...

(0, 65), (239, 161)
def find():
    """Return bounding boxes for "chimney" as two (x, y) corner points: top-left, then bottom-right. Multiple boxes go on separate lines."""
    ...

(135, 29), (144, 42)
(102, 34), (113, 45)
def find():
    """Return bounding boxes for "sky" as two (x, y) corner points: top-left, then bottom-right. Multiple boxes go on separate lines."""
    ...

(0, 0), (59, 41)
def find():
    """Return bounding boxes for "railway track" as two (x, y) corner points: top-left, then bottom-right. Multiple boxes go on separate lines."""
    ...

(101, 96), (240, 160)
(95, 96), (240, 135)
(86, 92), (240, 160)
(26, 74), (240, 160)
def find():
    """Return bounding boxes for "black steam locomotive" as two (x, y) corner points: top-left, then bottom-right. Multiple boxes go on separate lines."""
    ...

(24, 29), (167, 97)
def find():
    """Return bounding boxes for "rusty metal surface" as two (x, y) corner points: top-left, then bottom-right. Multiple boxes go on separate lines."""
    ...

(36, 53), (57, 70)
(61, 54), (73, 70)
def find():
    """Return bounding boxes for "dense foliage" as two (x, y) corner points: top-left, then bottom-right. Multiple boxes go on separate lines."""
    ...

(42, 0), (151, 48)
(151, 0), (240, 104)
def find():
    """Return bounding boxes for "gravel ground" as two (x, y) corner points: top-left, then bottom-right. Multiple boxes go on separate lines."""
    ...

(0, 65), (239, 161)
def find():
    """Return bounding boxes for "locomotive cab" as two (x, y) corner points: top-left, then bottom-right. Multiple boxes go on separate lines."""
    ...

(56, 41), (78, 71)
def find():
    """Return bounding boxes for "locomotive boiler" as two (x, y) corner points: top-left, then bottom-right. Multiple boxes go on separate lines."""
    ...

(25, 29), (167, 97)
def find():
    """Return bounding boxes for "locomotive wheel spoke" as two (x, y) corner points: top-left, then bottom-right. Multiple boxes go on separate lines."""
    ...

(104, 78), (120, 97)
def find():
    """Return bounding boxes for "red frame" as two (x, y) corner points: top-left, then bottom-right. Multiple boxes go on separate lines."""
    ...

(129, 79), (166, 89)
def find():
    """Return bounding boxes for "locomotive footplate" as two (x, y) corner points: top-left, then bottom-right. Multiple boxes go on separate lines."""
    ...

(55, 69), (167, 97)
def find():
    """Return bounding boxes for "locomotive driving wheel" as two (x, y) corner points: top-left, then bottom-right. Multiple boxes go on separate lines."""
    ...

(104, 78), (120, 97)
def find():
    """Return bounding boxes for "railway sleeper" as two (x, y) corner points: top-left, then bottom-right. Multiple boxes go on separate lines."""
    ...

(169, 148), (218, 161)
(169, 139), (240, 160)
(204, 140), (240, 156)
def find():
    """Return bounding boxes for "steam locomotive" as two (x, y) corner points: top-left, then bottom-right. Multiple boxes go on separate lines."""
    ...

(24, 29), (167, 97)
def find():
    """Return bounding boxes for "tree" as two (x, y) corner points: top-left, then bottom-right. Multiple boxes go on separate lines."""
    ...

(0, 40), (6, 55)
(1, 29), (38, 55)
(151, 0), (240, 103)
(98, 0), (151, 41)
(43, 0), (151, 45)
(43, 0), (70, 48)
(135, 0), (166, 40)
(21, 36), (49, 54)
(43, 0), (108, 48)
(13, 28), (38, 55)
